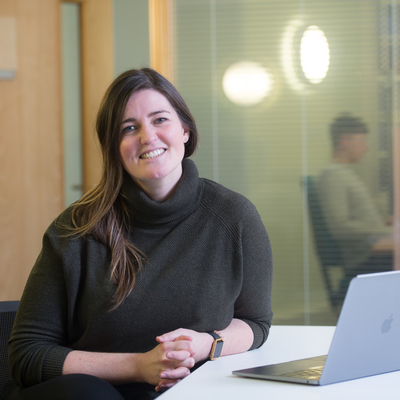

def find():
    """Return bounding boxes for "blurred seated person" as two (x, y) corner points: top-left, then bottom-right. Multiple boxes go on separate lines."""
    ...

(317, 113), (392, 278)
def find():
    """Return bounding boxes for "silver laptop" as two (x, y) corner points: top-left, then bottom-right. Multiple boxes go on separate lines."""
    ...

(233, 270), (400, 385)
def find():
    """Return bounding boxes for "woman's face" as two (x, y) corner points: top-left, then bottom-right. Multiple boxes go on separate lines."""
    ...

(119, 89), (189, 200)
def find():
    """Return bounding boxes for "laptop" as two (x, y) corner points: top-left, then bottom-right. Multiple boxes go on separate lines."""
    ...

(233, 270), (400, 385)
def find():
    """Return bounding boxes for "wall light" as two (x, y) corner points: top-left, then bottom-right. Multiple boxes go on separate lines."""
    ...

(300, 26), (330, 84)
(281, 20), (330, 91)
(222, 61), (274, 106)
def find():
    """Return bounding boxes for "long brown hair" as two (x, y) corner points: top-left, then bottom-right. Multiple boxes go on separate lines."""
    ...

(71, 68), (198, 309)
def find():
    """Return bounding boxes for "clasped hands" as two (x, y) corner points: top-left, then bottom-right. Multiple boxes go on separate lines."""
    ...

(138, 328), (213, 392)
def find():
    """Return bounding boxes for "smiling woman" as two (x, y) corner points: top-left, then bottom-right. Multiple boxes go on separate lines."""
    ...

(4, 68), (273, 400)
(119, 89), (189, 202)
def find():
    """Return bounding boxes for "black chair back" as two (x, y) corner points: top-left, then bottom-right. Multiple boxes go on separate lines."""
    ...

(0, 301), (19, 397)
(304, 176), (348, 309)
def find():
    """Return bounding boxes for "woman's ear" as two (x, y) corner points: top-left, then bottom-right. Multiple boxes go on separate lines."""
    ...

(183, 125), (190, 143)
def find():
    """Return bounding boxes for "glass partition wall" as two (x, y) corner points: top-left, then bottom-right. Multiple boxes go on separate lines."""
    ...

(170, 0), (399, 325)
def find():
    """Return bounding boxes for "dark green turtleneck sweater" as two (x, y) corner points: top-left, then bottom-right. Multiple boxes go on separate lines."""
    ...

(8, 159), (273, 388)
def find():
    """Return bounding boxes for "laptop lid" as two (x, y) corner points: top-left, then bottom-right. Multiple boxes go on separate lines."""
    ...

(233, 270), (400, 386)
(320, 270), (400, 385)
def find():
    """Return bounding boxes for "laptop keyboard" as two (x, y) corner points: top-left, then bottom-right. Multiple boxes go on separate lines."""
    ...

(274, 366), (324, 380)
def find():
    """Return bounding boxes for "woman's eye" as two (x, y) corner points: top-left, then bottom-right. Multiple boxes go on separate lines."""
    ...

(155, 117), (167, 124)
(121, 125), (135, 134)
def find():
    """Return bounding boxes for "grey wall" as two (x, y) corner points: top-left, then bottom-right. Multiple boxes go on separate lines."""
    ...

(113, 0), (150, 76)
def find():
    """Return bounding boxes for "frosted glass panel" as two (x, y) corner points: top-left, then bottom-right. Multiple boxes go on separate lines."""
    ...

(172, 0), (399, 325)
(61, 2), (83, 207)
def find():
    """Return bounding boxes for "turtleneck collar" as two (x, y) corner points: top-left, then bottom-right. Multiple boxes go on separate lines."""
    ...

(120, 158), (203, 225)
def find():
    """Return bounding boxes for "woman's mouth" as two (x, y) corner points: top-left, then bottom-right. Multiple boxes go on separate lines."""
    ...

(140, 148), (166, 160)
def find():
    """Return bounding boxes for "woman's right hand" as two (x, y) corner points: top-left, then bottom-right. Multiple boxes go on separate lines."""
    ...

(136, 334), (196, 390)
(62, 335), (196, 390)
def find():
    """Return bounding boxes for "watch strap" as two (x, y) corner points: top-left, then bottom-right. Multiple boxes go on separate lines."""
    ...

(208, 331), (221, 341)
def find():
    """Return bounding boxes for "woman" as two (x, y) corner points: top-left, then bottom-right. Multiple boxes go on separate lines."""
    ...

(4, 68), (273, 400)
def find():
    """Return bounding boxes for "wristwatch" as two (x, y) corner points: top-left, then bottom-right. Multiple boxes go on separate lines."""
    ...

(208, 331), (224, 360)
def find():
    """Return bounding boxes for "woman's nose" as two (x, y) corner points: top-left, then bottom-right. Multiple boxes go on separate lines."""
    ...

(140, 125), (158, 145)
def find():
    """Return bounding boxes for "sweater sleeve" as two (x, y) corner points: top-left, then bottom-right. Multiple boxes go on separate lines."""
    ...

(233, 199), (273, 350)
(8, 219), (73, 387)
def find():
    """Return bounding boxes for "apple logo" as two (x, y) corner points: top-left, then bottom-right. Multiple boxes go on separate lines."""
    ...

(381, 315), (393, 334)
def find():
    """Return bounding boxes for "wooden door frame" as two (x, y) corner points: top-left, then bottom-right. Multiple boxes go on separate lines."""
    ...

(149, 0), (174, 82)
(61, 0), (114, 192)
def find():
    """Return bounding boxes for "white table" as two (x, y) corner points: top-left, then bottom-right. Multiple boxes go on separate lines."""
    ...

(159, 325), (400, 399)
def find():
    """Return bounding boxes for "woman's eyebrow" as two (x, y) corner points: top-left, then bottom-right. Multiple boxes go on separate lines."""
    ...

(148, 110), (171, 117)
(121, 117), (136, 125)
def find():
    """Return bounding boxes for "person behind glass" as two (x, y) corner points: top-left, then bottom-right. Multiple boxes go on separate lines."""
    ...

(316, 113), (392, 278)
(3, 68), (273, 400)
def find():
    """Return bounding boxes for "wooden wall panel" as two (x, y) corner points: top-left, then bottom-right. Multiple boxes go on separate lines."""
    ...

(0, 0), (114, 300)
(0, 0), (63, 300)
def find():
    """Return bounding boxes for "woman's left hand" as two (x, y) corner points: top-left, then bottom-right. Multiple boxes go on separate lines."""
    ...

(156, 328), (214, 364)
(154, 329), (213, 392)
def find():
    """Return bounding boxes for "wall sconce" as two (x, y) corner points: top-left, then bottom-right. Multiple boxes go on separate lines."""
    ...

(300, 25), (330, 84)
(222, 61), (274, 106)
(281, 20), (330, 91)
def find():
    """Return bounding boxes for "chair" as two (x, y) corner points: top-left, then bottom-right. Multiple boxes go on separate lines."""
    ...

(304, 176), (349, 311)
(0, 301), (19, 397)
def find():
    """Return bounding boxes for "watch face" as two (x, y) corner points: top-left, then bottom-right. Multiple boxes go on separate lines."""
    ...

(214, 339), (223, 358)
(210, 338), (224, 360)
